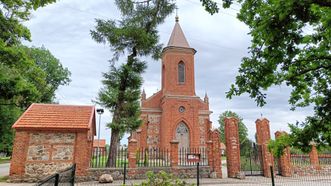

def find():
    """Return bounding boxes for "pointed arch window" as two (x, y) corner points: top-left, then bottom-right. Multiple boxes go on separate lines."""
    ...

(178, 61), (185, 83)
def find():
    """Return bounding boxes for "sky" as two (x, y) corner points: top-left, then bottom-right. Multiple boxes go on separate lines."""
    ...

(24, 0), (313, 144)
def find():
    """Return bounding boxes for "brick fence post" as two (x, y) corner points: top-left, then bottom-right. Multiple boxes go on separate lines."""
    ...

(309, 142), (320, 170)
(256, 118), (274, 177)
(128, 139), (137, 169)
(275, 131), (292, 177)
(207, 140), (213, 170)
(9, 131), (29, 180)
(170, 140), (179, 167)
(224, 117), (240, 178)
(211, 130), (222, 178)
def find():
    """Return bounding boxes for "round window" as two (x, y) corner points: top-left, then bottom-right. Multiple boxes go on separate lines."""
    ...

(179, 106), (185, 113)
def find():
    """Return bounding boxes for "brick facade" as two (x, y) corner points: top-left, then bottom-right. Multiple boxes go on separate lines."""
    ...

(131, 20), (212, 152)
(9, 104), (96, 182)
(256, 118), (274, 177)
(224, 117), (240, 178)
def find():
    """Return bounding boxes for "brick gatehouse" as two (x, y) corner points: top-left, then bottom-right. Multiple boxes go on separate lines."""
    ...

(130, 17), (213, 152)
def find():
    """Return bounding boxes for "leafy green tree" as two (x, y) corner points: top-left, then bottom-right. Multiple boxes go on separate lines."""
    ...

(0, 0), (60, 154)
(201, 0), (331, 152)
(91, 0), (175, 167)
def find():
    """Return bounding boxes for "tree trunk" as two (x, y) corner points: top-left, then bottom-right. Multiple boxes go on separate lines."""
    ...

(107, 129), (120, 167)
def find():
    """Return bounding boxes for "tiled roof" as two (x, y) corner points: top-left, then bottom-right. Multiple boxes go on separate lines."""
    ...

(93, 139), (106, 148)
(167, 21), (190, 48)
(12, 103), (95, 131)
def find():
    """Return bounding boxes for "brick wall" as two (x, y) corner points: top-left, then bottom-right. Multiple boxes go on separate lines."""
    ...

(10, 130), (92, 182)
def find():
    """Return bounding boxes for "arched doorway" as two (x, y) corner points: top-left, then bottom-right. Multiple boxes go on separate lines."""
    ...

(175, 122), (190, 149)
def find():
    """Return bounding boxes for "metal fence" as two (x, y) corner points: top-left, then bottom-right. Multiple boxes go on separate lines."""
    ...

(35, 164), (75, 186)
(290, 154), (310, 166)
(319, 154), (331, 165)
(136, 148), (170, 167)
(178, 147), (208, 166)
(90, 147), (127, 168)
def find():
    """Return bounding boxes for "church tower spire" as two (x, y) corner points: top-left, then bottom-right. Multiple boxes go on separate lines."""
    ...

(161, 17), (197, 96)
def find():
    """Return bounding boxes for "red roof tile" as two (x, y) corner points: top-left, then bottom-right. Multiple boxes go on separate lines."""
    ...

(12, 103), (96, 131)
(93, 139), (106, 148)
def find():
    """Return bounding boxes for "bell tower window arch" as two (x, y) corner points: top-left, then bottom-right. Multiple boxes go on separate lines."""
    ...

(178, 61), (185, 84)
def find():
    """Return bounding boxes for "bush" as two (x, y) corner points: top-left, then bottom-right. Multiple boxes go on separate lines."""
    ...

(138, 171), (193, 186)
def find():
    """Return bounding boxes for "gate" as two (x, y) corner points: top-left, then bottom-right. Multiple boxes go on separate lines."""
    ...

(240, 142), (263, 176)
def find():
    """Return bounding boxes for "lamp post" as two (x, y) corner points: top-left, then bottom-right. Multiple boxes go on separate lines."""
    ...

(96, 108), (104, 165)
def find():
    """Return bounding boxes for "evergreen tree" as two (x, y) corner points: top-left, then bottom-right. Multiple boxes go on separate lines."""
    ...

(91, 0), (175, 167)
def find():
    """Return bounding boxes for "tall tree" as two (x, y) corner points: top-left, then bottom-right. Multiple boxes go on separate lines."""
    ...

(0, 0), (71, 154)
(201, 0), (331, 152)
(91, 0), (175, 166)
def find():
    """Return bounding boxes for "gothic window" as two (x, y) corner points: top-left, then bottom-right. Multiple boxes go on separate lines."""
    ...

(178, 61), (185, 83)
(176, 122), (189, 135)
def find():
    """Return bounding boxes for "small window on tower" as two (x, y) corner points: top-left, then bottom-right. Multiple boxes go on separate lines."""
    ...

(178, 61), (185, 83)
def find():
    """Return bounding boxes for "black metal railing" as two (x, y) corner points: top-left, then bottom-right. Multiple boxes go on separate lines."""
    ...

(90, 147), (128, 168)
(35, 164), (76, 186)
(136, 148), (170, 167)
(178, 147), (208, 166)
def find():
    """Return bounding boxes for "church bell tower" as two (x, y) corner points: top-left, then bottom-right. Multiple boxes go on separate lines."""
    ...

(161, 17), (197, 96)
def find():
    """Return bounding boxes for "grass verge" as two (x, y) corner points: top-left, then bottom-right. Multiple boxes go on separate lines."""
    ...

(0, 176), (9, 182)
(0, 157), (10, 164)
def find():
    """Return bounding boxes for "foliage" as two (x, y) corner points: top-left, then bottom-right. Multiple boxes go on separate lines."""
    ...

(139, 171), (193, 186)
(201, 0), (331, 151)
(90, 0), (175, 167)
(0, 0), (70, 154)
(268, 133), (292, 158)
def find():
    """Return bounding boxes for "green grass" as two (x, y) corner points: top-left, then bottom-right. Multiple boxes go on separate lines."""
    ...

(91, 155), (128, 168)
(0, 157), (10, 164)
(0, 176), (9, 182)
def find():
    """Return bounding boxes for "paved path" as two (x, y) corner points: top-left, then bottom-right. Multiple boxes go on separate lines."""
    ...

(0, 163), (10, 177)
(1, 176), (331, 186)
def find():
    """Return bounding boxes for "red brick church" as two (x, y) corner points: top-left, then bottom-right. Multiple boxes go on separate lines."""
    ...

(131, 18), (212, 150)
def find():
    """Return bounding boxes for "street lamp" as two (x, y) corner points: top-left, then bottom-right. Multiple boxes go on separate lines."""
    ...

(96, 108), (104, 164)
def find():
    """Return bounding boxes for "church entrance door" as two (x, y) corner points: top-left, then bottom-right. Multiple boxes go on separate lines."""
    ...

(176, 122), (190, 149)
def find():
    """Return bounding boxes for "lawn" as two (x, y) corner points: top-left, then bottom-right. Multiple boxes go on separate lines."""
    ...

(90, 155), (128, 168)
(0, 176), (8, 182)
(0, 157), (10, 164)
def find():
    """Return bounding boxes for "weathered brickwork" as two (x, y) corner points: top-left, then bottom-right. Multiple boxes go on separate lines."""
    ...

(29, 133), (75, 144)
(256, 118), (274, 178)
(146, 114), (161, 148)
(25, 162), (72, 178)
(27, 145), (50, 161)
(224, 117), (240, 178)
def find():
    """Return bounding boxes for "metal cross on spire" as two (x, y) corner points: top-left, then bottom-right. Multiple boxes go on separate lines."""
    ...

(175, 5), (179, 22)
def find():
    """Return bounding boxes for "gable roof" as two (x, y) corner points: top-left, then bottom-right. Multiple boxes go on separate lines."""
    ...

(93, 139), (106, 148)
(167, 21), (190, 48)
(12, 103), (96, 133)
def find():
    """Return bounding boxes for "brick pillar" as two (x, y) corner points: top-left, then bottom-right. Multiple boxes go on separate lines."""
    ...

(128, 139), (137, 168)
(224, 117), (240, 178)
(170, 140), (179, 167)
(207, 140), (213, 169)
(211, 130), (222, 178)
(10, 131), (29, 179)
(309, 143), (320, 170)
(275, 131), (292, 177)
(256, 118), (274, 177)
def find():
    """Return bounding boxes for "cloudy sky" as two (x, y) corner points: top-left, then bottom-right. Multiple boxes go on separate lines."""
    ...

(24, 0), (312, 144)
